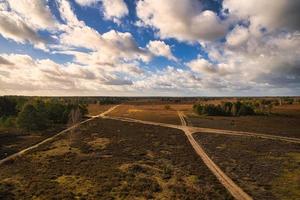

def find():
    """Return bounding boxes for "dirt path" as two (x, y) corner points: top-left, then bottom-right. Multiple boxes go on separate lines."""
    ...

(1, 104), (298, 199)
(0, 105), (120, 166)
(177, 111), (187, 126)
(177, 111), (252, 200)
(191, 127), (300, 144)
(104, 113), (300, 144)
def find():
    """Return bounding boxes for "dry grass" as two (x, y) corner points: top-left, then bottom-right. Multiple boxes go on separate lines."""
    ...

(56, 175), (94, 196)
(87, 137), (110, 150)
(107, 104), (193, 125)
(87, 104), (114, 116)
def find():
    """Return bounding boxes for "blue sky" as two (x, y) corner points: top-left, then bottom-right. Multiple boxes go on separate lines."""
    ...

(0, 0), (299, 96)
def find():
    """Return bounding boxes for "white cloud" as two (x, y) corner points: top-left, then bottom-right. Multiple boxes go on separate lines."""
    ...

(75, 0), (98, 6)
(0, 11), (44, 44)
(74, 0), (128, 23)
(147, 40), (177, 61)
(0, 0), (57, 47)
(7, 0), (56, 29)
(226, 25), (250, 47)
(186, 57), (229, 75)
(136, 0), (227, 42)
(101, 0), (128, 23)
(56, 0), (151, 64)
(0, 53), (138, 95)
(186, 58), (216, 74)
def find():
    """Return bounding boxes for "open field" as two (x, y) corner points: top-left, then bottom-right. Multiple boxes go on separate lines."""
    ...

(0, 118), (232, 199)
(107, 104), (192, 125)
(194, 133), (300, 200)
(185, 104), (300, 138)
(0, 126), (65, 160)
(1, 98), (300, 199)
(87, 104), (115, 116)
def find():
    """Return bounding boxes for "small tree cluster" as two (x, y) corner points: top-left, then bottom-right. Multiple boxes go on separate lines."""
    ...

(193, 101), (255, 116)
(16, 100), (87, 131)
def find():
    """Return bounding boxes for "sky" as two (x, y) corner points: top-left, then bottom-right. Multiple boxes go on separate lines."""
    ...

(0, 0), (299, 96)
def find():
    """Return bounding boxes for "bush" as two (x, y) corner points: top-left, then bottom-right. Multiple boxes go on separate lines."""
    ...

(164, 105), (171, 110)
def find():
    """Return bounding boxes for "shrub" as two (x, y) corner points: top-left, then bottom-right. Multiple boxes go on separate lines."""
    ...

(164, 105), (171, 110)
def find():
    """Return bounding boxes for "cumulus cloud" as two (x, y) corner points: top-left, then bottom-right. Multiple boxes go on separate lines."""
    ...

(0, 56), (14, 65)
(223, 0), (300, 33)
(186, 58), (217, 74)
(226, 25), (250, 47)
(186, 57), (230, 75)
(0, 53), (137, 95)
(74, 0), (128, 23)
(147, 40), (177, 61)
(0, 11), (44, 44)
(0, 0), (56, 49)
(1, 0), (300, 95)
(7, 0), (57, 30)
(101, 0), (128, 22)
(136, 0), (228, 42)
(57, 0), (150, 63)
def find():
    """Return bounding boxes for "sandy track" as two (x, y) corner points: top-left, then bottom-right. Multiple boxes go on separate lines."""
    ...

(103, 112), (252, 199)
(1, 104), (298, 199)
(0, 105), (120, 166)
(177, 111), (252, 200)
(190, 127), (300, 144)
(104, 113), (300, 144)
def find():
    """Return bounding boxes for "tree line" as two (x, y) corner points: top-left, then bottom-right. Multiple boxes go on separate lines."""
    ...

(0, 97), (87, 131)
(193, 99), (282, 117)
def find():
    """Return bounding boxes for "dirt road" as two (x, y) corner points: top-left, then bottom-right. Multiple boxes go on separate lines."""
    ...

(177, 111), (252, 200)
(0, 105), (120, 166)
(1, 104), (298, 200)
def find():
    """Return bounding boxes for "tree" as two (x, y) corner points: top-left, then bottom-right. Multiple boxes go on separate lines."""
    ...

(17, 103), (49, 131)
(0, 97), (17, 117)
(238, 104), (255, 116)
(68, 107), (83, 147)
